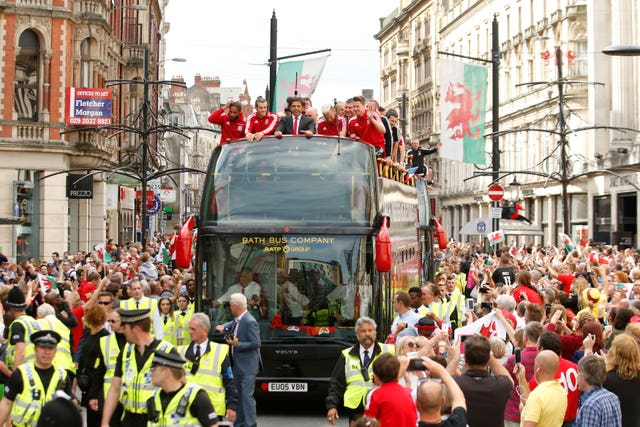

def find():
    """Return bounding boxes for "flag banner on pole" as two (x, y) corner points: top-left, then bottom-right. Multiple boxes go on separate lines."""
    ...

(273, 56), (329, 112)
(439, 59), (488, 165)
(509, 244), (518, 257)
(454, 311), (506, 341)
(487, 229), (505, 245)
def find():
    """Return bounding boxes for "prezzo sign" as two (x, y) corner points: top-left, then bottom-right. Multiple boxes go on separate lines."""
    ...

(66, 174), (94, 199)
(65, 88), (113, 126)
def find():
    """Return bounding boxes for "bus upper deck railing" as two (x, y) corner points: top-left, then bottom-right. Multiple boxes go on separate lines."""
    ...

(376, 158), (417, 187)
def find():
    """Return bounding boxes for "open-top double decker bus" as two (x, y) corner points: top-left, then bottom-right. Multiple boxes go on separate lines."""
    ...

(193, 135), (434, 399)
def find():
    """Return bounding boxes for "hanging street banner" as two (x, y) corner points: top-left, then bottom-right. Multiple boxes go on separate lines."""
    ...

(65, 87), (113, 126)
(272, 56), (328, 113)
(439, 59), (488, 165)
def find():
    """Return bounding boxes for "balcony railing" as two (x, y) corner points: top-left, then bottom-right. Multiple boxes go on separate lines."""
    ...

(17, 0), (52, 6)
(15, 123), (45, 140)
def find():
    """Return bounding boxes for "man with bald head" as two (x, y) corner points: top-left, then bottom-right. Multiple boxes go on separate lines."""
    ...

(516, 350), (567, 427)
(416, 356), (467, 426)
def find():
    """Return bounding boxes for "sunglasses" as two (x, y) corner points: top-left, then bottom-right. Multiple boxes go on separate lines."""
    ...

(98, 301), (112, 306)
(407, 342), (422, 349)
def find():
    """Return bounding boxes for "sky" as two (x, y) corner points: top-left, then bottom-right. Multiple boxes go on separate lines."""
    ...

(164, 0), (396, 108)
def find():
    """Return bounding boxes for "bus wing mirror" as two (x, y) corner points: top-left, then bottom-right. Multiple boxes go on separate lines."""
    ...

(375, 215), (391, 272)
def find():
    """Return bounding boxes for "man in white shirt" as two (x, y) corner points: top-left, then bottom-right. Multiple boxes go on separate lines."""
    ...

(216, 269), (262, 307)
(390, 291), (421, 339)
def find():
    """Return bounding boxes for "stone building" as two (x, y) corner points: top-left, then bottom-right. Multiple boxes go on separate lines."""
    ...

(0, 0), (168, 261)
(376, 0), (639, 247)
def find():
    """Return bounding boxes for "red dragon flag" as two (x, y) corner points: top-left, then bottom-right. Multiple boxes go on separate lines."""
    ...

(273, 56), (329, 113)
(440, 59), (488, 165)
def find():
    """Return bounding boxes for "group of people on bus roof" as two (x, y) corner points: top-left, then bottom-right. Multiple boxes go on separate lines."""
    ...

(207, 95), (411, 162)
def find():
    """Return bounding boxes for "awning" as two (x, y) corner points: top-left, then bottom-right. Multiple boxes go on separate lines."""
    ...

(459, 218), (544, 236)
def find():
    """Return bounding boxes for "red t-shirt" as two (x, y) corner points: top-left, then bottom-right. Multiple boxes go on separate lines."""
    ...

(512, 285), (543, 305)
(365, 381), (417, 427)
(529, 357), (579, 421)
(71, 305), (85, 353)
(78, 280), (96, 302)
(317, 115), (347, 136)
(348, 110), (385, 150)
(557, 274), (575, 294)
(546, 323), (583, 361)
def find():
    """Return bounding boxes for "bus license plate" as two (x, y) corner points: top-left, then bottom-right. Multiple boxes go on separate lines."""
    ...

(268, 382), (308, 392)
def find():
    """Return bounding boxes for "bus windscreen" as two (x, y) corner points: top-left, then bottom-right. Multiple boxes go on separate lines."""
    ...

(201, 137), (375, 226)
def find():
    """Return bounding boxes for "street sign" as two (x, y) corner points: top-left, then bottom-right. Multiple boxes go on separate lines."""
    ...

(488, 184), (504, 201)
(490, 207), (503, 219)
(476, 221), (486, 233)
(147, 196), (161, 215)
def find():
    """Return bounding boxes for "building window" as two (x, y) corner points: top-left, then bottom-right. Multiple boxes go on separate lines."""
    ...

(80, 38), (92, 87)
(14, 29), (40, 121)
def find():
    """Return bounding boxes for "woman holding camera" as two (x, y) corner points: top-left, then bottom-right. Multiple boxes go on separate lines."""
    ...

(511, 270), (543, 305)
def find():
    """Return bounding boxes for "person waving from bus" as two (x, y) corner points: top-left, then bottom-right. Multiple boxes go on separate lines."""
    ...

(245, 96), (279, 143)
(317, 104), (347, 137)
(274, 96), (315, 137)
(348, 96), (386, 157)
(208, 100), (246, 144)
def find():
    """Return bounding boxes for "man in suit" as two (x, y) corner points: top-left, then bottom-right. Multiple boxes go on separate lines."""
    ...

(179, 313), (238, 424)
(274, 96), (315, 137)
(215, 293), (262, 427)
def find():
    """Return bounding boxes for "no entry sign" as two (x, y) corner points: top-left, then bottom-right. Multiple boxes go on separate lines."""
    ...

(488, 184), (504, 201)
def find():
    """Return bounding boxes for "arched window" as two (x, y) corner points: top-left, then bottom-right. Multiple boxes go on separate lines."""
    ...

(80, 38), (91, 87)
(14, 29), (40, 121)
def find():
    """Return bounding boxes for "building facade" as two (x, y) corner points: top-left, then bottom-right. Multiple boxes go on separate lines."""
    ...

(377, 0), (639, 248)
(0, 0), (167, 261)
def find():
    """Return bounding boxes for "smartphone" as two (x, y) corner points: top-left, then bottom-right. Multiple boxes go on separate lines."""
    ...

(407, 359), (427, 371)
(465, 298), (474, 311)
(515, 348), (521, 364)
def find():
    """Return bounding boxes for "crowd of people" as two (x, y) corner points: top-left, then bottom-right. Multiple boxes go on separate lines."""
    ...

(325, 242), (640, 427)
(0, 231), (259, 427)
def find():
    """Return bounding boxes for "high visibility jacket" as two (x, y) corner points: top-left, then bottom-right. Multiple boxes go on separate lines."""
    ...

(178, 342), (227, 415)
(148, 382), (201, 427)
(37, 316), (75, 373)
(174, 310), (192, 346)
(446, 289), (465, 328)
(431, 300), (450, 323)
(120, 340), (173, 414)
(342, 343), (394, 409)
(161, 315), (178, 346)
(7, 315), (40, 370)
(10, 363), (67, 427)
(121, 296), (158, 317)
(99, 333), (122, 399)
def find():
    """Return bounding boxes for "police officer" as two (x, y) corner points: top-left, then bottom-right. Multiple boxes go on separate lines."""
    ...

(100, 309), (174, 427)
(325, 316), (395, 426)
(147, 348), (218, 427)
(96, 309), (126, 427)
(0, 330), (73, 427)
(178, 313), (238, 424)
(6, 285), (40, 370)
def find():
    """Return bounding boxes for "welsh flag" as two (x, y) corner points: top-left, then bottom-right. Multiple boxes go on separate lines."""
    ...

(95, 244), (112, 263)
(440, 60), (488, 165)
(154, 242), (170, 265)
(454, 311), (506, 341)
(559, 232), (573, 251)
(38, 273), (57, 291)
(487, 230), (505, 245)
(272, 56), (328, 112)
(509, 244), (518, 257)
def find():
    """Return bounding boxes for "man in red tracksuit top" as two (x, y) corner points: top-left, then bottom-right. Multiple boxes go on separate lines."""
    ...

(348, 95), (386, 156)
(244, 96), (279, 142)
(317, 104), (347, 137)
(208, 100), (246, 144)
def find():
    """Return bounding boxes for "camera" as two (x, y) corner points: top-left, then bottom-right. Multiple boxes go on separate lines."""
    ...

(407, 359), (427, 371)
(479, 285), (490, 293)
(480, 302), (493, 315)
(224, 333), (234, 342)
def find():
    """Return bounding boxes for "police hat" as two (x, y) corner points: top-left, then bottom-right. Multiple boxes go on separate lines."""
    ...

(117, 308), (151, 324)
(31, 330), (61, 348)
(37, 392), (82, 427)
(151, 348), (185, 369)
(7, 286), (28, 311)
